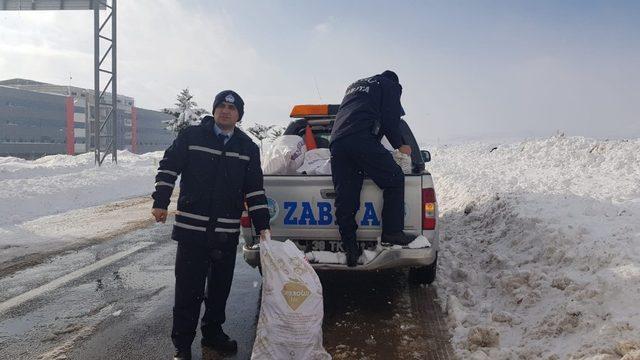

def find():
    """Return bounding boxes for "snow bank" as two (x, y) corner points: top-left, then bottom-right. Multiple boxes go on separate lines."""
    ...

(0, 150), (163, 226)
(0, 150), (167, 265)
(429, 136), (640, 359)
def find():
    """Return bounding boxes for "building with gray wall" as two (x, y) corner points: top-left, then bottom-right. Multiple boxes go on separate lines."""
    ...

(0, 79), (174, 159)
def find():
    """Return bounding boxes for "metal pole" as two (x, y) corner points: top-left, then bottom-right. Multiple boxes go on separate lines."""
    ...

(111, 0), (117, 163)
(84, 91), (89, 153)
(93, 0), (100, 165)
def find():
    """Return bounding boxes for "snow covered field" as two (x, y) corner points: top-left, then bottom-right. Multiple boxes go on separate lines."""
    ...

(0, 151), (164, 264)
(1, 136), (639, 359)
(429, 136), (640, 359)
(0, 151), (162, 225)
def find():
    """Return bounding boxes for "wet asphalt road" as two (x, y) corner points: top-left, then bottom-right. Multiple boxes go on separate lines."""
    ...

(0, 224), (453, 360)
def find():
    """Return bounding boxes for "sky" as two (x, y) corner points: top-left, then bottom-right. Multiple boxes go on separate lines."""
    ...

(0, 0), (639, 144)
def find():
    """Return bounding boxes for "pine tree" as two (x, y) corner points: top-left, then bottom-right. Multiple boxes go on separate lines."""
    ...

(163, 88), (209, 135)
(268, 126), (286, 141)
(247, 123), (274, 150)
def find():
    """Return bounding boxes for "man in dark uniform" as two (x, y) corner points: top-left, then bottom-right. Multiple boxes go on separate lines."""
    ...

(151, 90), (270, 360)
(330, 70), (414, 267)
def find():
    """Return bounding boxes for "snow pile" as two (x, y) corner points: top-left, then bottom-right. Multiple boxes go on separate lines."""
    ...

(0, 151), (166, 264)
(429, 136), (640, 359)
(305, 249), (378, 265)
(408, 235), (431, 249)
(0, 150), (163, 226)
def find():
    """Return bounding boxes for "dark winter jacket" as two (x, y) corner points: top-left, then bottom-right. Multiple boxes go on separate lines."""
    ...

(152, 115), (270, 242)
(330, 74), (405, 148)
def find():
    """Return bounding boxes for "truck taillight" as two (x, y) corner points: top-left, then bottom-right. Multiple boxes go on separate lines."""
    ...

(422, 188), (437, 230)
(241, 210), (252, 228)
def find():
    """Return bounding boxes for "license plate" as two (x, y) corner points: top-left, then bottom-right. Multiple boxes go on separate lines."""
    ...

(292, 240), (377, 253)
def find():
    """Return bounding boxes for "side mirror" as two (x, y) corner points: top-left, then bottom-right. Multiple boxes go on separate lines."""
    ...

(420, 150), (431, 163)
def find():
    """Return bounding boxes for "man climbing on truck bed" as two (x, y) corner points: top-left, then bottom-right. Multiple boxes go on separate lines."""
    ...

(330, 70), (415, 267)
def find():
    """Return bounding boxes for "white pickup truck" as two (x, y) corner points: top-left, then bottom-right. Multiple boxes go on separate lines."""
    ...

(241, 104), (440, 284)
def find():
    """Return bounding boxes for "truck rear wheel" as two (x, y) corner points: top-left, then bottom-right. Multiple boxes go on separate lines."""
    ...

(409, 252), (437, 285)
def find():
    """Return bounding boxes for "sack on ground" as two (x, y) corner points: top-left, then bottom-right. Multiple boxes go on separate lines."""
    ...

(251, 237), (331, 360)
(262, 135), (307, 175)
(296, 148), (332, 175)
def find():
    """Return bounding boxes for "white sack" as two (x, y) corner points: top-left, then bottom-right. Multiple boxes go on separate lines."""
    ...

(296, 148), (332, 175)
(393, 149), (413, 174)
(381, 136), (394, 151)
(262, 135), (306, 175)
(251, 237), (331, 360)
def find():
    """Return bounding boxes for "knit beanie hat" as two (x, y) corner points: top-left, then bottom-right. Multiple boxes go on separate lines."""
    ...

(212, 90), (244, 121)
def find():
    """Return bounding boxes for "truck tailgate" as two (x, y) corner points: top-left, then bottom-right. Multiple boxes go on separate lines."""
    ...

(261, 175), (422, 241)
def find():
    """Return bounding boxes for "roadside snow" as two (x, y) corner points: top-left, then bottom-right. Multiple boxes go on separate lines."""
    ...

(429, 136), (640, 359)
(2, 136), (640, 359)
(0, 150), (162, 226)
(0, 151), (165, 264)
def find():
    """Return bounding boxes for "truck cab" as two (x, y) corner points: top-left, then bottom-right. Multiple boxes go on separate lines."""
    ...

(242, 104), (439, 284)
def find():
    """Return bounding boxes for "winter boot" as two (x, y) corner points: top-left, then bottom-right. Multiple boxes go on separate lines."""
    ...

(345, 243), (362, 267)
(381, 231), (415, 246)
(173, 348), (191, 360)
(201, 331), (238, 355)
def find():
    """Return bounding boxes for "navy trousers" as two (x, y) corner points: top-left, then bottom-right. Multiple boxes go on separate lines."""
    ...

(171, 233), (237, 349)
(330, 132), (405, 250)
